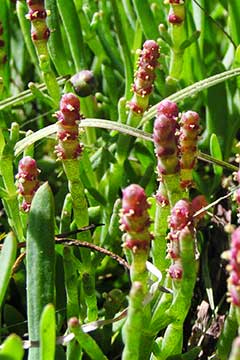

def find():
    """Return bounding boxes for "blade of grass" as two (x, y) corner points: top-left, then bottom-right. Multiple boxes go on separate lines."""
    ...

(141, 67), (240, 125)
(0, 232), (17, 308)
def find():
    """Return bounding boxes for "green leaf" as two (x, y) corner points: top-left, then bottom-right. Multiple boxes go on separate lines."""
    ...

(26, 182), (55, 360)
(210, 134), (223, 177)
(228, 0), (240, 45)
(0, 232), (17, 308)
(40, 304), (56, 360)
(180, 31), (201, 50)
(0, 334), (24, 360)
(87, 187), (107, 206)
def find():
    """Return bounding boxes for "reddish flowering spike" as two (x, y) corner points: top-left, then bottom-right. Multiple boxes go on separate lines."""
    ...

(17, 156), (39, 180)
(168, 0), (185, 31)
(155, 191), (169, 207)
(26, 0), (50, 42)
(235, 170), (240, 205)
(229, 286), (240, 307)
(169, 261), (183, 279)
(142, 40), (160, 66)
(120, 184), (152, 252)
(232, 228), (240, 249)
(154, 114), (177, 140)
(122, 184), (150, 216)
(157, 99), (179, 119)
(179, 110), (200, 188)
(153, 113), (179, 175)
(167, 237), (180, 259)
(124, 236), (150, 252)
(227, 228), (240, 307)
(55, 93), (83, 160)
(191, 195), (208, 222)
(133, 40), (160, 99)
(16, 156), (40, 212)
(127, 101), (144, 114)
(169, 199), (192, 230)
(60, 93), (80, 112)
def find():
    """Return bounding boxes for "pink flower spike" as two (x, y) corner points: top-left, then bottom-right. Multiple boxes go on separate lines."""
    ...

(169, 261), (183, 279)
(169, 199), (192, 230)
(122, 184), (150, 216)
(120, 184), (152, 252)
(157, 99), (179, 119)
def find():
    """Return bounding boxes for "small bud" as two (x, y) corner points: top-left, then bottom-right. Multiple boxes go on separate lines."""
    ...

(70, 70), (97, 97)
(168, 13), (183, 24)
(68, 317), (80, 328)
(169, 261), (183, 279)
(168, 0), (185, 26)
(191, 195), (208, 222)
(153, 113), (179, 175)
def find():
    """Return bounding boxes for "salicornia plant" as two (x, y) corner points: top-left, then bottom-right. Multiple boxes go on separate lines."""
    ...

(1, 1), (240, 359)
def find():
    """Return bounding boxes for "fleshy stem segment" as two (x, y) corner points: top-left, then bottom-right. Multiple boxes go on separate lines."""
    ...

(0, 124), (24, 242)
(25, 0), (60, 101)
(166, 0), (186, 88)
(120, 184), (152, 360)
(55, 93), (97, 321)
(159, 199), (197, 358)
(117, 40), (160, 162)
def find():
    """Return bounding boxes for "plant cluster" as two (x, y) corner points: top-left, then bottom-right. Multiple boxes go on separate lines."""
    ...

(1, 1), (240, 359)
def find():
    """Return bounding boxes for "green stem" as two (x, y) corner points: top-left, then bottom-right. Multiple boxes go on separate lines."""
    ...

(62, 160), (89, 234)
(152, 182), (170, 274)
(122, 282), (147, 360)
(62, 159), (98, 321)
(161, 228), (197, 359)
(163, 174), (184, 208)
(123, 248), (151, 359)
(0, 133), (24, 242)
(217, 305), (238, 360)
(168, 3), (186, 84)
(69, 318), (108, 360)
